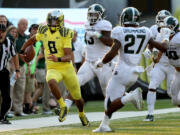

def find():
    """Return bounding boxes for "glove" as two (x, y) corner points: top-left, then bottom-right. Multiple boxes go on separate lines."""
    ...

(160, 27), (171, 42)
(152, 48), (159, 59)
(86, 31), (102, 38)
(143, 48), (152, 59)
(94, 59), (103, 68)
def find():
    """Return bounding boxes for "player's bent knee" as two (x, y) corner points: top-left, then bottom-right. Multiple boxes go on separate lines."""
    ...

(70, 88), (82, 100)
(47, 79), (57, 87)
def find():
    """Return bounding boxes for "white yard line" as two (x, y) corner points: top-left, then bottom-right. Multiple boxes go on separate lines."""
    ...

(0, 107), (179, 132)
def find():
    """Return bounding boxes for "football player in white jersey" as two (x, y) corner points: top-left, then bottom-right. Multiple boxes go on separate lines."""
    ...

(160, 16), (180, 108)
(78, 3), (114, 96)
(92, 7), (168, 133)
(143, 10), (175, 122)
(62, 4), (115, 110)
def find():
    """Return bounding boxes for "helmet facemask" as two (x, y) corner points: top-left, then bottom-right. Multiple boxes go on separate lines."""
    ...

(156, 10), (171, 27)
(88, 12), (101, 25)
(87, 4), (105, 25)
(47, 10), (64, 32)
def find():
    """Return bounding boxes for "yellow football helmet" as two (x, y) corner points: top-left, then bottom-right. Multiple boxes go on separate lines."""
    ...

(47, 9), (64, 32)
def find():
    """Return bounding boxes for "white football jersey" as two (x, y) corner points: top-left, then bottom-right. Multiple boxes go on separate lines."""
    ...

(167, 32), (180, 67)
(112, 26), (152, 66)
(150, 24), (159, 39)
(155, 33), (169, 63)
(150, 24), (169, 63)
(84, 20), (112, 62)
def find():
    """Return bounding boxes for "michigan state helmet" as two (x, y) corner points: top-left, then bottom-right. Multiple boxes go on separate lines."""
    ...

(120, 7), (140, 26)
(163, 16), (179, 35)
(87, 4), (105, 25)
(47, 10), (64, 32)
(156, 10), (171, 26)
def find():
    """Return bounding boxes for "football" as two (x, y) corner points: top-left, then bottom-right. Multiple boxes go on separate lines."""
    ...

(24, 45), (35, 63)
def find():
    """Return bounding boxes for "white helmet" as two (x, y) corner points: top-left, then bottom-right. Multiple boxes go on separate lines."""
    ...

(87, 4), (105, 25)
(156, 10), (171, 27)
(163, 16), (179, 35)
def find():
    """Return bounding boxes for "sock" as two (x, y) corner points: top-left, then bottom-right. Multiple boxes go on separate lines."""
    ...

(147, 91), (156, 115)
(101, 114), (110, 126)
(121, 92), (133, 105)
(78, 111), (85, 117)
(65, 99), (73, 109)
(57, 97), (66, 108)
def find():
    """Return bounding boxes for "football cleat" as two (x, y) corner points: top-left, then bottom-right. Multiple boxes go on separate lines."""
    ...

(54, 107), (60, 115)
(144, 115), (154, 122)
(92, 125), (112, 133)
(131, 87), (144, 110)
(79, 115), (90, 126)
(58, 106), (68, 122)
(0, 117), (11, 124)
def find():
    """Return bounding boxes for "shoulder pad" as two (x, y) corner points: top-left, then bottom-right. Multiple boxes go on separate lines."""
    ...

(59, 27), (74, 38)
(38, 25), (48, 34)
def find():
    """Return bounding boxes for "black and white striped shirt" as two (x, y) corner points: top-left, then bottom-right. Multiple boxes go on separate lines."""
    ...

(0, 37), (16, 71)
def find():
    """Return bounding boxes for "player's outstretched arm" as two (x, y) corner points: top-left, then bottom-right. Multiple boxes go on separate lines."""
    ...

(102, 39), (121, 64)
(148, 38), (168, 52)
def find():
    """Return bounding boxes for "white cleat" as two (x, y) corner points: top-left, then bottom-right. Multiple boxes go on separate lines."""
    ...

(131, 87), (144, 110)
(92, 125), (112, 133)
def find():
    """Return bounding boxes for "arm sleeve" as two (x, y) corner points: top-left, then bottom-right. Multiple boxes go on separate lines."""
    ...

(111, 26), (122, 42)
(63, 29), (73, 49)
(35, 25), (48, 41)
(97, 20), (112, 31)
(35, 33), (43, 41)
(146, 27), (153, 41)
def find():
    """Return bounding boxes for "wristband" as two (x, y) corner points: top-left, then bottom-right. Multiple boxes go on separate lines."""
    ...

(16, 69), (20, 72)
(19, 50), (24, 54)
(58, 57), (62, 62)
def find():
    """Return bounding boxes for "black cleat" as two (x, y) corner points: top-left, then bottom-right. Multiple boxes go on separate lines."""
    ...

(144, 115), (154, 122)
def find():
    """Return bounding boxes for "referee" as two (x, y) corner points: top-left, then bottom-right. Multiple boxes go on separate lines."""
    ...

(0, 24), (20, 124)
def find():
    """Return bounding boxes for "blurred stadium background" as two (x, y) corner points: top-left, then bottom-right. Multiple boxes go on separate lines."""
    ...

(1, 0), (180, 101)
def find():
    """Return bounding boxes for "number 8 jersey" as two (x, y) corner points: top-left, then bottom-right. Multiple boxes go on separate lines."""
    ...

(84, 20), (112, 62)
(36, 25), (73, 69)
(112, 26), (153, 66)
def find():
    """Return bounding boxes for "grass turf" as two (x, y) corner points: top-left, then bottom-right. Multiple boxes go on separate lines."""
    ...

(10, 99), (173, 120)
(1, 112), (180, 135)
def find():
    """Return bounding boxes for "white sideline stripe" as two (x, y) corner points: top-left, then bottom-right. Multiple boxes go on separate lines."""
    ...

(0, 108), (179, 132)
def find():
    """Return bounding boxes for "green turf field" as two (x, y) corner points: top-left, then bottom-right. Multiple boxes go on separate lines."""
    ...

(11, 99), (174, 120)
(1, 99), (180, 135)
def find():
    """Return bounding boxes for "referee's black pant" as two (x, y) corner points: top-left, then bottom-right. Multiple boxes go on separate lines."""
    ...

(0, 68), (11, 119)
